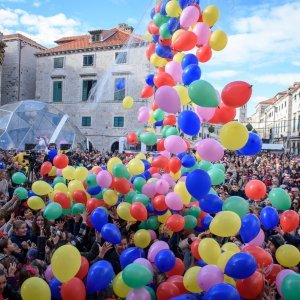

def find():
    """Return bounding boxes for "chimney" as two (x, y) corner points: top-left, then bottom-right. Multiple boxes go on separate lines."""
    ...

(118, 23), (134, 34)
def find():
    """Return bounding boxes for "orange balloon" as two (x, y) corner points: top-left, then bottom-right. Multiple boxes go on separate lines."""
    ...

(166, 214), (185, 232)
(245, 180), (266, 201)
(172, 31), (198, 51)
(141, 85), (154, 98)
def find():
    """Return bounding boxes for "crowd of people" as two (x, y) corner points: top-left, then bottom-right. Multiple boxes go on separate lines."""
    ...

(0, 147), (298, 300)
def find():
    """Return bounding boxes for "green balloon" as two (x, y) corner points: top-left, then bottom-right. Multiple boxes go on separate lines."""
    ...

(209, 187), (218, 195)
(159, 23), (171, 39)
(122, 263), (153, 288)
(184, 215), (197, 230)
(282, 273), (300, 300)
(145, 286), (156, 300)
(188, 80), (219, 107)
(53, 176), (65, 185)
(125, 190), (137, 203)
(153, 13), (169, 27)
(136, 128), (144, 137)
(161, 125), (171, 138)
(214, 163), (225, 172)
(72, 203), (85, 215)
(138, 221), (147, 230)
(12, 172), (27, 185)
(222, 196), (249, 218)
(113, 164), (130, 179)
(140, 132), (157, 146)
(93, 190), (103, 199)
(183, 206), (201, 218)
(85, 174), (97, 187)
(13, 187), (28, 200)
(133, 177), (146, 192)
(153, 108), (165, 122)
(133, 194), (150, 206)
(62, 207), (72, 215)
(269, 188), (291, 210)
(44, 202), (63, 220)
(199, 160), (213, 171)
(181, 163), (199, 174)
(208, 167), (225, 185)
(165, 126), (179, 137)
(146, 216), (160, 230)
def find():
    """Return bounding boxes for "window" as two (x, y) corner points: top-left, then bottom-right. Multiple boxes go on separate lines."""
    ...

(114, 78), (125, 101)
(285, 101), (287, 107)
(53, 81), (62, 102)
(82, 80), (97, 101)
(54, 57), (64, 69)
(298, 115), (300, 131)
(115, 51), (127, 64)
(82, 116), (91, 127)
(83, 55), (94, 66)
(114, 116), (124, 127)
(293, 117), (296, 131)
(92, 34), (100, 43)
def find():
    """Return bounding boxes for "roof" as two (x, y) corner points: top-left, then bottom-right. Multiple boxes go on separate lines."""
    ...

(38, 28), (145, 55)
(259, 98), (276, 105)
(2, 33), (46, 50)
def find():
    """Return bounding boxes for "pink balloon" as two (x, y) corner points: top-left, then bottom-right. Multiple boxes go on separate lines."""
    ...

(142, 183), (156, 198)
(164, 136), (187, 154)
(134, 258), (154, 274)
(56, 169), (62, 176)
(248, 229), (265, 246)
(148, 229), (157, 241)
(276, 269), (295, 297)
(138, 107), (150, 123)
(193, 22), (211, 46)
(195, 105), (215, 122)
(148, 241), (169, 262)
(44, 265), (54, 282)
(127, 288), (151, 300)
(160, 150), (171, 159)
(96, 170), (112, 188)
(165, 61), (183, 83)
(155, 179), (169, 194)
(178, 176), (187, 183)
(180, 6), (200, 29)
(161, 173), (175, 187)
(152, 173), (162, 179)
(197, 265), (224, 291)
(165, 192), (184, 210)
(196, 138), (224, 162)
(155, 86), (181, 114)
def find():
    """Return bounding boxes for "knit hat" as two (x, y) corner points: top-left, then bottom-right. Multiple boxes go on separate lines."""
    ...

(269, 235), (285, 249)
(26, 248), (38, 260)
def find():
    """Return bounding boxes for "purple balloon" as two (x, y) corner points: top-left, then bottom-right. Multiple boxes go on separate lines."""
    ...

(165, 61), (183, 83)
(161, 173), (175, 187)
(138, 107), (150, 123)
(180, 6), (200, 29)
(276, 269), (295, 297)
(148, 241), (169, 262)
(127, 288), (151, 300)
(248, 229), (265, 246)
(197, 138), (224, 162)
(193, 22), (211, 46)
(195, 105), (215, 122)
(155, 179), (169, 194)
(197, 264), (224, 291)
(164, 136), (187, 154)
(96, 170), (112, 188)
(134, 258), (154, 274)
(44, 265), (54, 283)
(155, 86), (181, 114)
(142, 183), (156, 198)
(165, 192), (184, 210)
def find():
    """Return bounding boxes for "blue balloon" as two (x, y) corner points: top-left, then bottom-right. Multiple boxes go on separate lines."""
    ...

(146, 201), (155, 214)
(171, 294), (199, 300)
(48, 149), (57, 161)
(49, 278), (62, 300)
(199, 194), (223, 214)
(177, 152), (186, 160)
(141, 159), (151, 170)
(115, 78), (125, 90)
(198, 259), (208, 267)
(120, 247), (145, 269)
(87, 185), (102, 196)
(155, 44), (173, 58)
(155, 121), (163, 127)
(179, 0), (199, 9)
(181, 154), (196, 168)
(143, 170), (152, 180)
(225, 252), (257, 279)
(181, 54), (198, 69)
(160, 0), (169, 15)
(131, 174), (146, 184)
(28, 190), (37, 197)
(240, 214), (261, 243)
(101, 223), (121, 244)
(182, 171), (189, 177)
(87, 260), (114, 293)
(154, 249), (176, 272)
(150, 7), (155, 19)
(260, 206), (279, 230)
(238, 132), (262, 155)
(182, 64), (201, 85)
(178, 110), (201, 136)
(90, 207), (108, 232)
(146, 74), (155, 86)
(203, 283), (240, 300)
(186, 169), (211, 200)
(201, 215), (213, 230)
(152, 34), (159, 43)
(167, 17), (180, 34)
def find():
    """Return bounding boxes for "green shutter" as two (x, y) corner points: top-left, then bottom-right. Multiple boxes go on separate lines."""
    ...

(53, 81), (62, 102)
(114, 117), (124, 127)
(82, 117), (91, 126)
(82, 80), (88, 101)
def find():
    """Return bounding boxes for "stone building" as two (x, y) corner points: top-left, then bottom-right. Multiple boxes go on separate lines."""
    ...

(0, 34), (46, 106)
(0, 32), (5, 105)
(35, 24), (151, 151)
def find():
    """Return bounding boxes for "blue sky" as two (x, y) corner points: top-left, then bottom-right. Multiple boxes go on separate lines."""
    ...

(0, 0), (299, 116)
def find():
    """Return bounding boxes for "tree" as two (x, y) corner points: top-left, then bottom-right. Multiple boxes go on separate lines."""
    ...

(0, 32), (6, 65)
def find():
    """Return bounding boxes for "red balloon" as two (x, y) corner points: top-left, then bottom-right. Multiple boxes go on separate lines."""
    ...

(157, 282), (181, 300)
(40, 162), (52, 176)
(280, 210), (299, 232)
(236, 271), (264, 299)
(130, 202), (147, 221)
(157, 139), (166, 152)
(155, 0), (162, 13)
(149, 167), (160, 174)
(196, 45), (212, 63)
(159, 37), (172, 46)
(61, 277), (86, 300)
(92, 167), (102, 175)
(146, 43), (156, 61)
(75, 256), (89, 280)
(114, 177), (130, 195)
(86, 198), (102, 213)
(172, 31), (197, 51)
(209, 102), (236, 124)
(54, 192), (71, 209)
(127, 132), (138, 145)
(166, 214), (185, 232)
(163, 115), (177, 126)
(168, 157), (181, 173)
(242, 245), (273, 268)
(141, 85), (154, 98)
(152, 155), (169, 170)
(72, 190), (87, 205)
(185, 140), (190, 150)
(245, 180), (266, 201)
(148, 21), (159, 35)
(191, 239), (201, 260)
(154, 72), (175, 88)
(265, 264), (283, 284)
(53, 154), (69, 169)
(153, 195), (167, 211)
(222, 81), (253, 108)
(152, 99), (159, 111)
(167, 275), (188, 294)
(166, 258), (185, 277)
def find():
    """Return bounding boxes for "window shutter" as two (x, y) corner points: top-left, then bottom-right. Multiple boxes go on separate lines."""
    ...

(82, 80), (88, 101)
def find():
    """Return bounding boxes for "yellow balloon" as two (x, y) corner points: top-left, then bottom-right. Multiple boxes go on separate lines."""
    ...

(74, 166), (88, 181)
(210, 29), (228, 51)
(54, 182), (68, 193)
(62, 166), (75, 180)
(68, 180), (85, 193)
(183, 266), (202, 292)
(21, 277), (51, 300)
(174, 182), (191, 205)
(150, 53), (168, 67)
(172, 29), (185, 44)
(134, 229), (151, 248)
(113, 272), (132, 298)
(217, 251), (235, 272)
(158, 210), (171, 224)
(166, 0), (182, 17)
(224, 275), (236, 287)
(221, 242), (240, 254)
(136, 153), (146, 160)
(146, 127), (155, 132)
(32, 181), (53, 196)
(174, 85), (191, 105)
(107, 157), (123, 174)
(195, 152), (202, 161)
(173, 52), (185, 64)
(148, 110), (156, 124)
(210, 211), (241, 237)
(198, 238), (221, 265)
(48, 166), (57, 177)
(171, 170), (181, 181)
(128, 158), (145, 175)
(220, 121), (248, 150)
(203, 5), (220, 27)
(147, 178), (157, 184)
(144, 31), (153, 42)
(51, 245), (81, 283)
(123, 96), (134, 109)
(28, 196), (45, 210)
(48, 190), (59, 202)
(275, 244), (300, 268)
(147, 156), (153, 163)
(103, 189), (118, 206)
(117, 202), (136, 222)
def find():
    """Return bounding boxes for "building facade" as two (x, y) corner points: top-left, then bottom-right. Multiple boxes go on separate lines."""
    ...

(0, 32), (5, 105)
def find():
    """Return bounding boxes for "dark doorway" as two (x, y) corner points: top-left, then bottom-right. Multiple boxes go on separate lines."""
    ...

(111, 141), (119, 152)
